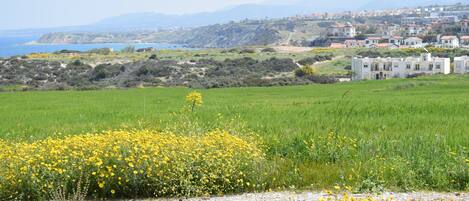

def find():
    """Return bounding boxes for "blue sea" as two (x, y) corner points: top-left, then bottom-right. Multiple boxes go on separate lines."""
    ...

(0, 36), (187, 58)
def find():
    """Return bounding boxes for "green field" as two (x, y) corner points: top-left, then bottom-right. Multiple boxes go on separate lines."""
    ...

(0, 75), (468, 195)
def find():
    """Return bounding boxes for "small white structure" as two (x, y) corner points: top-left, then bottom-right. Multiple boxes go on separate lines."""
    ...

(454, 56), (469, 74)
(352, 53), (450, 80)
(404, 25), (427, 36)
(326, 22), (356, 38)
(344, 40), (365, 48)
(461, 19), (469, 33)
(440, 36), (460, 48)
(460, 36), (469, 47)
(365, 37), (382, 47)
(404, 37), (424, 48)
(389, 36), (404, 45)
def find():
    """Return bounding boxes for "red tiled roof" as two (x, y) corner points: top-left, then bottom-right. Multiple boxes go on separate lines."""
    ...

(441, 36), (458, 40)
(405, 37), (423, 41)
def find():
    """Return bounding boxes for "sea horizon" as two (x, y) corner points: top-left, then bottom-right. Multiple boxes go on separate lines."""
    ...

(0, 36), (189, 57)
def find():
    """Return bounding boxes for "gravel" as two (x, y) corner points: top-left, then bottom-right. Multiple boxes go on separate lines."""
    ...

(143, 191), (468, 201)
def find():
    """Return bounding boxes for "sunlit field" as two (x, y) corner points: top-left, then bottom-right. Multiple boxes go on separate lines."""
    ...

(0, 75), (468, 199)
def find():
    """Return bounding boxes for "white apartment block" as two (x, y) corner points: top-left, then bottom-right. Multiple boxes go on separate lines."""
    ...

(454, 56), (469, 74)
(352, 53), (450, 80)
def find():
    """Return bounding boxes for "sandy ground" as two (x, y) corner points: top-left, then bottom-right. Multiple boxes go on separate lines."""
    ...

(272, 46), (314, 53)
(140, 191), (468, 201)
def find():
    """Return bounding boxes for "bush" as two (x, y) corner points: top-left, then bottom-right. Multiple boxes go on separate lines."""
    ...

(295, 66), (317, 77)
(239, 48), (256, 54)
(148, 54), (158, 60)
(298, 55), (333, 66)
(0, 130), (264, 199)
(261, 47), (276, 53)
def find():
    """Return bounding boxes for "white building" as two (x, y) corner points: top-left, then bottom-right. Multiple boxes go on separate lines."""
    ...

(404, 25), (427, 36)
(389, 36), (404, 45)
(460, 36), (469, 47)
(439, 36), (460, 48)
(404, 37), (424, 48)
(454, 56), (469, 74)
(352, 53), (450, 80)
(461, 19), (469, 33)
(365, 37), (382, 47)
(326, 22), (356, 38)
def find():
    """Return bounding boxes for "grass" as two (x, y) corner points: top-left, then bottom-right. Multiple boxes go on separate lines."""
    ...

(0, 75), (468, 198)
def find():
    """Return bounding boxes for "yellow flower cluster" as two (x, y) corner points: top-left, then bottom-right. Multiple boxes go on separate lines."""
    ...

(0, 130), (264, 200)
(27, 53), (52, 59)
(186, 91), (203, 106)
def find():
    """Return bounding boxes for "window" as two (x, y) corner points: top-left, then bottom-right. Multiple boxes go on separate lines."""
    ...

(429, 64), (433, 71)
(415, 64), (420, 71)
(436, 64), (441, 69)
(406, 64), (411, 69)
(363, 64), (368, 68)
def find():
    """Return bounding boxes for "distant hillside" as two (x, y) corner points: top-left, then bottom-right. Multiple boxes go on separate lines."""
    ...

(363, 0), (469, 9)
(37, 18), (324, 48)
(89, 1), (370, 31)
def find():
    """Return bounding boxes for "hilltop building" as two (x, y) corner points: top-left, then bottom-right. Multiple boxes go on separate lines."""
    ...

(461, 19), (469, 33)
(352, 53), (450, 80)
(326, 22), (356, 38)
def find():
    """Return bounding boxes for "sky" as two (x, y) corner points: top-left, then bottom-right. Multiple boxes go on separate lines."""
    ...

(0, 0), (272, 30)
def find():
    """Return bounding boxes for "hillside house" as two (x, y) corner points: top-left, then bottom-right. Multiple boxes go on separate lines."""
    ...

(439, 36), (460, 48)
(460, 36), (469, 46)
(454, 56), (469, 74)
(376, 24), (401, 38)
(344, 40), (365, 48)
(352, 53), (450, 80)
(461, 19), (469, 33)
(326, 22), (356, 38)
(404, 37), (424, 48)
(404, 25), (427, 36)
(365, 37), (382, 47)
(389, 36), (404, 45)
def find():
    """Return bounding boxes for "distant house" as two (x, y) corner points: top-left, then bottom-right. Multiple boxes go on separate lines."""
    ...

(404, 37), (423, 48)
(461, 19), (469, 33)
(376, 24), (401, 38)
(326, 22), (356, 38)
(389, 36), (404, 46)
(404, 25), (427, 36)
(460, 36), (469, 46)
(365, 37), (382, 48)
(439, 36), (460, 48)
(454, 56), (469, 74)
(344, 40), (365, 48)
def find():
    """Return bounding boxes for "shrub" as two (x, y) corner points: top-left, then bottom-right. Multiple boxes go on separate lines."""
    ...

(295, 66), (317, 77)
(261, 47), (276, 53)
(239, 48), (256, 54)
(0, 130), (264, 200)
